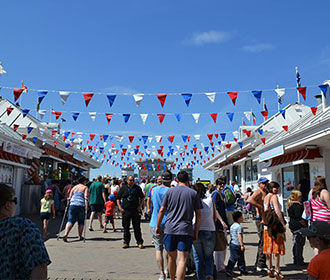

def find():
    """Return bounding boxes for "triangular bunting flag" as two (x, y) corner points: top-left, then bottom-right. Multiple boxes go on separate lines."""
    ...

(38, 91), (48, 105)
(181, 93), (192, 107)
(192, 113), (200, 124)
(275, 88), (285, 104)
(22, 109), (30, 117)
(261, 110), (269, 120)
(107, 94), (116, 107)
(282, 125), (289, 132)
(133, 94), (144, 107)
(220, 133), (226, 141)
(257, 129), (263, 135)
(13, 88), (24, 101)
(252, 90), (262, 104)
(72, 112), (80, 121)
(142, 136), (148, 144)
(311, 107), (317, 116)
(90, 134), (96, 141)
(89, 112), (96, 121)
(227, 92), (238, 105)
(13, 124), (19, 132)
(27, 126), (33, 134)
(261, 138), (266, 144)
(54, 141), (59, 147)
(168, 136), (175, 143)
(182, 135), (187, 142)
(105, 113), (113, 124)
(157, 114), (165, 124)
(319, 84), (329, 98)
(207, 134), (213, 141)
(226, 112), (234, 122)
(39, 110), (47, 120)
(140, 114), (148, 125)
(155, 136), (162, 142)
(225, 143), (231, 150)
(22, 134), (27, 140)
(103, 135), (108, 141)
(194, 134), (200, 141)
(238, 142), (243, 149)
(157, 94), (167, 108)
(128, 136), (134, 143)
(205, 92), (216, 103)
(210, 113), (217, 123)
(297, 87), (307, 101)
(6, 107), (13, 116)
(83, 92), (94, 107)
(59, 91), (70, 105)
(280, 109), (286, 119)
(33, 137), (38, 144)
(53, 111), (62, 120)
(123, 114), (130, 123)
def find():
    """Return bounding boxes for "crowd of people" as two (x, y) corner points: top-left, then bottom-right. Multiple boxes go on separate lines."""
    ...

(1, 171), (330, 280)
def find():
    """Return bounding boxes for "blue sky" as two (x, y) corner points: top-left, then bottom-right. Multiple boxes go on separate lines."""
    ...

(0, 1), (330, 180)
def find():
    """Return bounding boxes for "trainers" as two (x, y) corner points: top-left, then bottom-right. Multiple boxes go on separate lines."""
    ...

(164, 269), (169, 278)
(138, 244), (145, 249)
(122, 243), (129, 249)
(226, 270), (233, 277)
(100, 224), (104, 229)
(255, 266), (267, 272)
(89, 227), (93, 231)
(158, 274), (165, 280)
(63, 236), (68, 242)
(240, 270), (249, 276)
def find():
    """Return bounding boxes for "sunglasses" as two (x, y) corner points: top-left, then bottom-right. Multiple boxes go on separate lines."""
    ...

(128, 179), (134, 182)
(9, 197), (18, 205)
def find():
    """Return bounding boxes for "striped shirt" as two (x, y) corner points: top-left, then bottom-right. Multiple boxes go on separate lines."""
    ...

(311, 197), (330, 223)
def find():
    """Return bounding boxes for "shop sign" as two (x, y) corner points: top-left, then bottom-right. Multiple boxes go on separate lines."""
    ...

(73, 152), (84, 162)
(3, 141), (32, 158)
(0, 163), (14, 186)
(259, 145), (284, 162)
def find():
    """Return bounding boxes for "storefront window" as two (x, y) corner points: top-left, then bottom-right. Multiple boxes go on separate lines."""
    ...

(233, 165), (241, 183)
(0, 164), (14, 186)
(252, 162), (258, 181)
(245, 160), (252, 182)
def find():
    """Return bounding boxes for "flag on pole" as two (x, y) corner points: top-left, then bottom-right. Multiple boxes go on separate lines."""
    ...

(0, 62), (7, 75)
(296, 67), (301, 87)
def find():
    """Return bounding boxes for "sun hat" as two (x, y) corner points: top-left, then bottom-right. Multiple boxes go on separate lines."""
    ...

(300, 221), (330, 239)
(257, 177), (269, 183)
(45, 189), (53, 194)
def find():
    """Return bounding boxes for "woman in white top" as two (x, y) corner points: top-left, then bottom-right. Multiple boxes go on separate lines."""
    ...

(193, 182), (217, 280)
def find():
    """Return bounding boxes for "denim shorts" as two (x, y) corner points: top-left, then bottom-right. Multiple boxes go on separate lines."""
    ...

(163, 234), (193, 252)
(40, 212), (51, 221)
(90, 204), (104, 213)
(68, 205), (85, 226)
(150, 227), (164, 251)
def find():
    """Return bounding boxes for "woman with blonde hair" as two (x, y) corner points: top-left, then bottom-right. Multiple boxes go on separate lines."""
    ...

(311, 176), (330, 223)
(288, 190), (307, 266)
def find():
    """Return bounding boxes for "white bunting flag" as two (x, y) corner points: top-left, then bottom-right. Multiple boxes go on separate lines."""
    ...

(0, 62), (7, 75)
(140, 114), (148, 125)
(116, 135), (123, 142)
(148, 136), (153, 143)
(133, 94), (144, 107)
(127, 145), (132, 149)
(194, 134), (201, 141)
(232, 131), (239, 139)
(89, 112), (96, 121)
(39, 109), (47, 120)
(275, 88), (285, 104)
(59, 91), (70, 105)
(244, 112), (251, 122)
(205, 92), (216, 103)
(176, 145), (181, 150)
(192, 113), (200, 124)
(155, 136), (162, 142)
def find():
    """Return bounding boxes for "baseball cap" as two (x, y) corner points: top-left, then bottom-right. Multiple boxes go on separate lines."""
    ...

(109, 194), (116, 202)
(300, 221), (330, 239)
(162, 170), (173, 182)
(257, 177), (269, 183)
(45, 189), (53, 194)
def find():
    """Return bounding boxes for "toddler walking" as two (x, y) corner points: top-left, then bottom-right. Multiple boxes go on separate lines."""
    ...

(40, 189), (55, 239)
(103, 194), (116, 233)
(226, 211), (249, 277)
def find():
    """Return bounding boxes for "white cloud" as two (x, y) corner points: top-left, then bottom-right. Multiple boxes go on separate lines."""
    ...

(241, 43), (275, 53)
(184, 30), (231, 46)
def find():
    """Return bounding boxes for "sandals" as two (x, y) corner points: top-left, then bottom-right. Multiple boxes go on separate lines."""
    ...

(267, 267), (275, 278)
(274, 270), (286, 280)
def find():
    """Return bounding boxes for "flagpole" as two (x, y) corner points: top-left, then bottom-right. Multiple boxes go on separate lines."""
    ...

(277, 84), (280, 111)
(250, 109), (252, 126)
(263, 98), (266, 121)
(296, 66), (300, 104)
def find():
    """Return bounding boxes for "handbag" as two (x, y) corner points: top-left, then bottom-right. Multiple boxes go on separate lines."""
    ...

(214, 230), (227, 251)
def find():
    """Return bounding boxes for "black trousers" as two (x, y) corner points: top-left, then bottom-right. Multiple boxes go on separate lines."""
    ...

(122, 209), (143, 245)
(255, 219), (266, 268)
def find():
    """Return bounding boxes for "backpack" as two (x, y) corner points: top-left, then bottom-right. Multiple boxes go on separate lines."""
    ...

(222, 186), (236, 206)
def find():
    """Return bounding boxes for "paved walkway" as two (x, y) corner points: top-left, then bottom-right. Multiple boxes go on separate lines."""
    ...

(25, 214), (313, 280)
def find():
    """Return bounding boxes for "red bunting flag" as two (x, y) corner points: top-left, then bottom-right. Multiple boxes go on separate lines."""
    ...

(157, 149), (162, 155)
(105, 113), (113, 124)
(245, 130), (251, 137)
(214, 133), (219, 138)
(310, 107), (317, 116)
(192, 147), (197, 153)
(72, 132), (76, 137)
(54, 141), (59, 147)
(88, 146), (93, 150)
(136, 145), (140, 149)
(22, 134), (27, 140)
(207, 134), (213, 141)
(128, 136), (135, 143)
(51, 130), (57, 137)
(227, 92), (238, 106)
(83, 92), (94, 107)
(160, 146), (164, 150)
(21, 82), (28, 93)
(234, 138), (237, 142)
(225, 143), (231, 150)
(13, 124), (19, 132)
(210, 113), (218, 123)
(297, 87), (307, 101)
(184, 145), (188, 150)
(100, 135), (103, 141)
(13, 88), (24, 101)
(86, 140), (90, 145)
(187, 136), (190, 142)
(90, 133), (96, 141)
(168, 136), (175, 143)
(122, 148), (127, 155)
(261, 138), (266, 144)
(261, 110), (269, 120)
(282, 125), (289, 132)
(53, 111), (62, 120)
(157, 114), (165, 124)
(6, 107), (13, 116)
(157, 94), (167, 108)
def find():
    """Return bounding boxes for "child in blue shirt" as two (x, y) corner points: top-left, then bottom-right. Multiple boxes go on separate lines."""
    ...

(226, 211), (249, 277)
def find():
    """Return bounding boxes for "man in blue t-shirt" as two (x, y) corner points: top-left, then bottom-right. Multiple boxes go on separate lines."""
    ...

(149, 170), (172, 280)
(156, 171), (202, 280)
